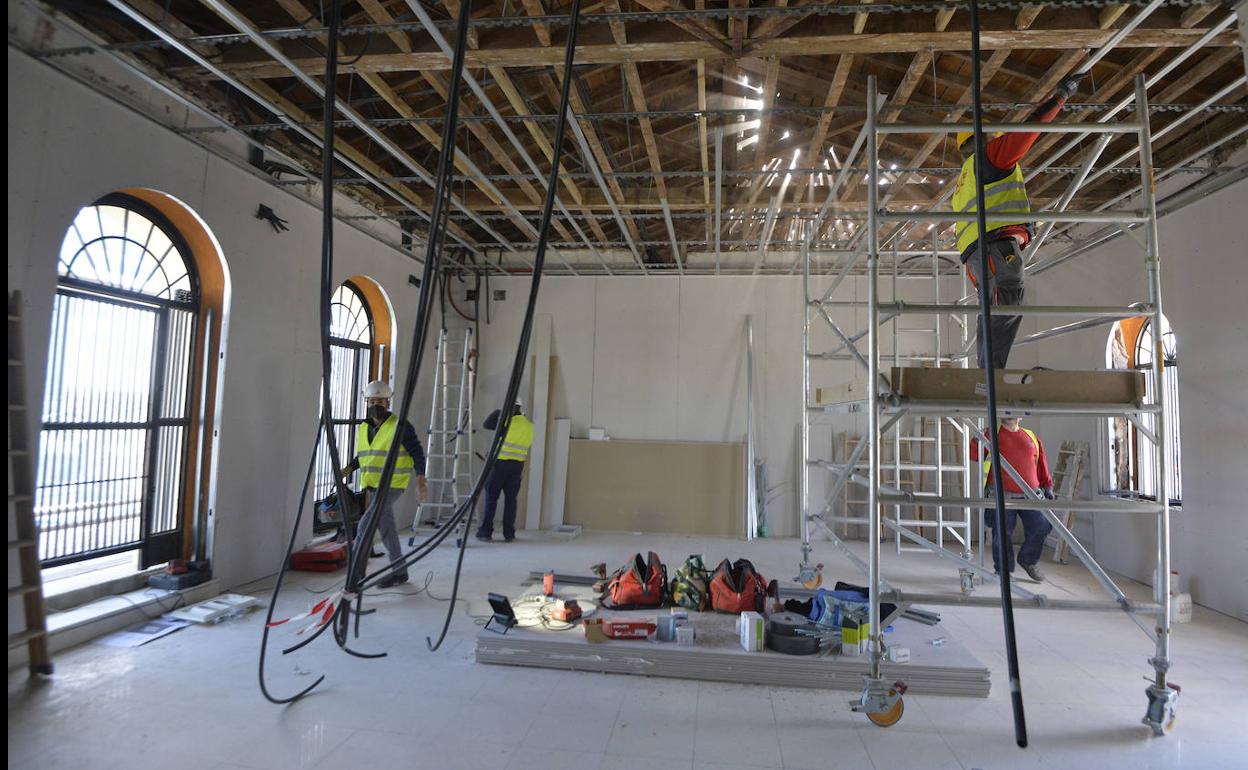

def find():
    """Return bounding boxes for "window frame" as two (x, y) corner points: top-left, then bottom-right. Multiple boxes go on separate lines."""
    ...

(37, 192), (201, 569)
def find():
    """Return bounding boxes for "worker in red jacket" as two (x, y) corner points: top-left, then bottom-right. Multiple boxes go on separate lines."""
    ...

(971, 417), (1055, 582)
(953, 73), (1086, 369)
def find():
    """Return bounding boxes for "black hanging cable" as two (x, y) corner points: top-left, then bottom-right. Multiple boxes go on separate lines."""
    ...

(257, 427), (325, 702)
(423, 0), (586, 652)
(339, 0), (475, 597)
(969, 0), (1028, 748)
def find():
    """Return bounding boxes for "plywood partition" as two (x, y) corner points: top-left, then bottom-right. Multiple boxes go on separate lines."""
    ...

(565, 439), (745, 536)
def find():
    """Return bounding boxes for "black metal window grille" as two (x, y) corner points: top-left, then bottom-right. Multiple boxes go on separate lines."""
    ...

(1106, 317), (1181, 507)
(37, 194), (199, 568)
(312, 282), (374, 503)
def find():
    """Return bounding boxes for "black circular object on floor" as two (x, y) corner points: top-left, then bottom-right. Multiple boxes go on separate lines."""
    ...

(768, 611), (813, 636)
(766, 630), (820, 655)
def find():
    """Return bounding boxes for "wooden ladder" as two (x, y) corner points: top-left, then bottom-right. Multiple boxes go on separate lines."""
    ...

(8, 291), (53, 675)
(1050, 440), (1091, 564)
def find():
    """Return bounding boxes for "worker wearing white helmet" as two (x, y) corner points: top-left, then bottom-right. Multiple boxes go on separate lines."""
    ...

(475, 399), (533, 543)
(340, 379), (427, 587)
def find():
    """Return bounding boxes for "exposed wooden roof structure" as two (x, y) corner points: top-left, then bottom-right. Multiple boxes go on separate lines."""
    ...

(34, 0), (1248, 274)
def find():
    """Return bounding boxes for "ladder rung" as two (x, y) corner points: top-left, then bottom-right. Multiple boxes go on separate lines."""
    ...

(7, 629), (46, 649)
(8, 404), (26, 412)
(8, 360), (20, 366)
(8, 494), (33, 503)
(9, 449), (30, 457)
(419, 502), (456, 508)
(8, 315), (20, 323)
(8, 584), (41, 598)
(7, 539), (35, 550)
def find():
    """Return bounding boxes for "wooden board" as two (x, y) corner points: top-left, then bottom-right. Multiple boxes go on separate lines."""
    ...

(565, 439), (745, 536)
(890, 367), (1145, 404)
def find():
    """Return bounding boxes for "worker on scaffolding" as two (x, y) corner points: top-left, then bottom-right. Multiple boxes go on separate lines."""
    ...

(972, 417), (1055, 582)
(340, 380), (428, 588)
(953, 72), (1086, 369)
(475, 400), (534, 543)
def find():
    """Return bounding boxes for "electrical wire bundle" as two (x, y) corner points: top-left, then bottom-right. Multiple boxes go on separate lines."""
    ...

(258, 0), (586, 704)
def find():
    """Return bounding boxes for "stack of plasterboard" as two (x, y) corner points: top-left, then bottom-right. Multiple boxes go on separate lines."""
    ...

(476, 610), (990, 698)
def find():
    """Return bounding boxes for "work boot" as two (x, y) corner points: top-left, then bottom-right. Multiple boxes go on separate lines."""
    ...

(475, 533), (492, 543)
(1022, 563), (1045, 583)
(377, 571), (410, 589)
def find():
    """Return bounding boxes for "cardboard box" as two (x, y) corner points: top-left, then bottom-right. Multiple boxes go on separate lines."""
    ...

(739, 611), (764, 652)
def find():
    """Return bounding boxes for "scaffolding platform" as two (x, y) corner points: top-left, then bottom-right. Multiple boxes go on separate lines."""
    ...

(890, 367), (1145, 405)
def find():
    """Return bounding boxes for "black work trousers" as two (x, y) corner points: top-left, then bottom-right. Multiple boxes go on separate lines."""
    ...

(477, 459), (524, 540)
(964, 237), (1025, 370)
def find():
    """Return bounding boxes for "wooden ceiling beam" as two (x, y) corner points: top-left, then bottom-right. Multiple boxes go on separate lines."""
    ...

(632, 0), (732, 54)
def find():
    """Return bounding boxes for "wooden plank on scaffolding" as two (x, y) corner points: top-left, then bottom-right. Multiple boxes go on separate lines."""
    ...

(890, 367), (1146, 404)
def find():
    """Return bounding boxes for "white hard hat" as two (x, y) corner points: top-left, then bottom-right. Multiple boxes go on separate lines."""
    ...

(363, 380), (393, 399)
(513, 398), (524, 413)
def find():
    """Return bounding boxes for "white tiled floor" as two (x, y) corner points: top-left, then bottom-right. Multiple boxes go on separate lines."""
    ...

(9, 530), (1248, 769)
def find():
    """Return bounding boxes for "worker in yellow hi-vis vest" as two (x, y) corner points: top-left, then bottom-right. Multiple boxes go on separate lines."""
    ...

(953, 72), (1085, 369)
(475, 400), (534, 543)
(340, 380), (427, 588)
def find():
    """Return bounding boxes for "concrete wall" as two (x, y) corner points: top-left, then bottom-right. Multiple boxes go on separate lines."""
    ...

(1010, 179), (1248, 620)
(8, 49), (436, 591)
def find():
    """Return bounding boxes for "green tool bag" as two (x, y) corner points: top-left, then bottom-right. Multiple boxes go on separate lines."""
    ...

(670, 554), (711, 611)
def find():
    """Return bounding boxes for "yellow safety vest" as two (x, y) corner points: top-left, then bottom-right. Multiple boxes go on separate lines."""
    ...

(952, 156), (1032, 254)
(498, 415), (534, 462)
(982, 427), (1040, 480)
(356, 415), (414, 489)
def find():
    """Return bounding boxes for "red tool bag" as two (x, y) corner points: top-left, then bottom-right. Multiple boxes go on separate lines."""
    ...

(599, 552), (668, 609)
(709, 558), (769, 614)
(290, 541), (347, 572)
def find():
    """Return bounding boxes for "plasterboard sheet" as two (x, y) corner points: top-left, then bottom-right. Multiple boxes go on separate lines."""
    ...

(476, 610), (989, 697)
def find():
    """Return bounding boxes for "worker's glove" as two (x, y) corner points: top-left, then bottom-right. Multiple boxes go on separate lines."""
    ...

(1042, 486), (1056, 500)
(1055, 73), (1087, 100)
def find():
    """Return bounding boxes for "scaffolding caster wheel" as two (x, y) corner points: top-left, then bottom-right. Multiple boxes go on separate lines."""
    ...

(852, 678), (907, 728)
(1142, 683), (1180, 736)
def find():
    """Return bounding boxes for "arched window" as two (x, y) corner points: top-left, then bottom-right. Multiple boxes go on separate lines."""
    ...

(313, 281), (375, 502)
(38, 193), (200, 567)
(1104, 315), (1181, 506)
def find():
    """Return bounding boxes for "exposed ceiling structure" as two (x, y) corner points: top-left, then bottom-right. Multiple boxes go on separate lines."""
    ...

(31, 0), (1248, 274)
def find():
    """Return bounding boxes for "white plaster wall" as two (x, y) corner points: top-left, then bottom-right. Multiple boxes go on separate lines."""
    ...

(1022, 178), (1248, 620)
(8, 49), (438, 591)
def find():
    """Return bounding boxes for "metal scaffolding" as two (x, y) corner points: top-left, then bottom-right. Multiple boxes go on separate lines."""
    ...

(798, 74), (1178, 734)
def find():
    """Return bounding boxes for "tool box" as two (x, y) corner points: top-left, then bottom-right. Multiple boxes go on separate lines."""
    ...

(290, 540), (347, 572)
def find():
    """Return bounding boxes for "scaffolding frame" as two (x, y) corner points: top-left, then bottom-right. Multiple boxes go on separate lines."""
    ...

(799, 75), (1177, 734)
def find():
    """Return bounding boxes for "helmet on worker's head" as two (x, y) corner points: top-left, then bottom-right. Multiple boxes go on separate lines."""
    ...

(362, 380), (393, 400)
(512, 398), (525, 414)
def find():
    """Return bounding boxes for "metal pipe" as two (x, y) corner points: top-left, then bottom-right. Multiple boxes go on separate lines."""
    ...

(879, 211), (1149, 224)
(565, 105), (647, 272)
(715, 126), (723, 275)
(889, 400), (1161, 417)
(1012, 312), (1139, 346)
(1026, 14), (1238, 183)
(660, 199), (684, 275)
(1081, 0), (1170, 72)
(880, 591), (1162, 615)
(865, 75), (883, 683)
(103, 0), (479, 253)
(745, 316), (757, 541)
(404, 0), (608, 275)
(1078, 75), (1248, 192)
(1024, 133), (1113, 263)
(799, 188), (812, 567)
(1136, 75), (1174, 692)
(830, 301), (1154, 317)
(875, 121), (1142, 135)
(879, 493), (1163, 513)
(197, 0), (522, 258)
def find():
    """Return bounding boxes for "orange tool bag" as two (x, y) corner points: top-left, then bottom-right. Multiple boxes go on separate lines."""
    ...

(709, 558), (770, 614)
(598, 552), (668, 609)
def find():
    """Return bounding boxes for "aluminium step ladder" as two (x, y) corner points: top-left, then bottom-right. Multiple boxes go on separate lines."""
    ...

(7, 291), (53, 675)
(1049, 441), (1091, 564)
(411, 328), (475, 538)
